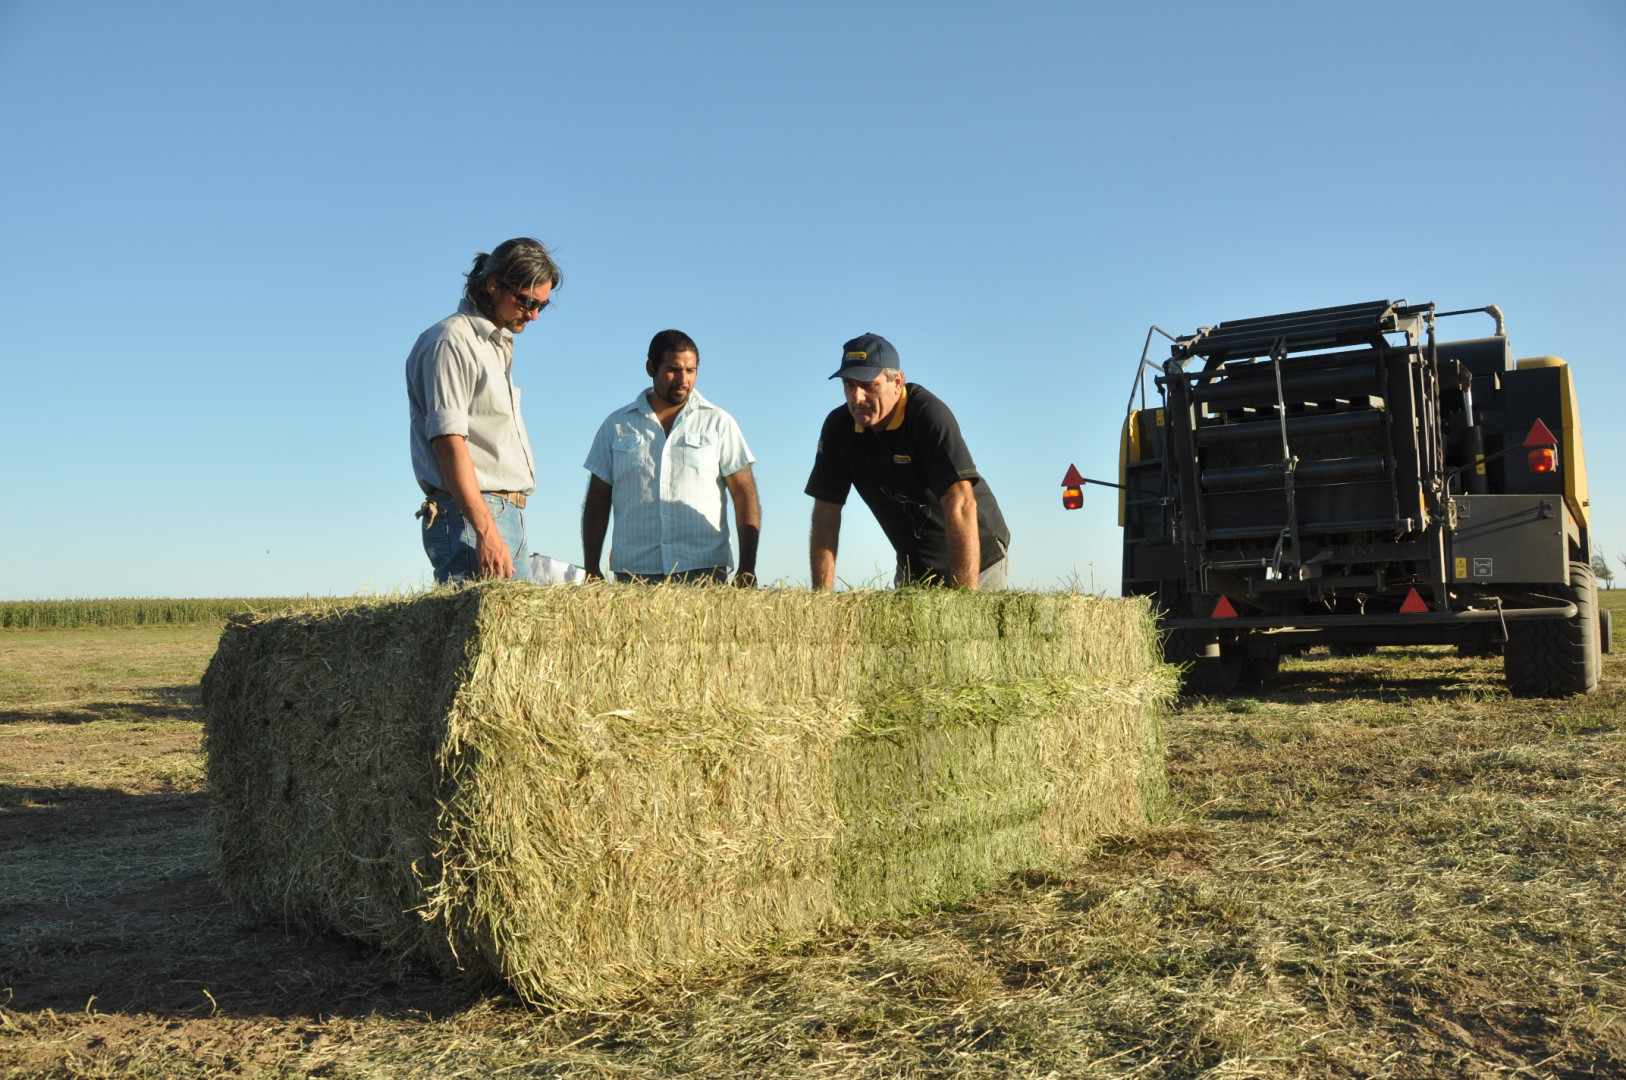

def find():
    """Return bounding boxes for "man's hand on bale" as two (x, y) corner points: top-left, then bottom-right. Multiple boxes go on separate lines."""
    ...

(476, 527), (516, 580)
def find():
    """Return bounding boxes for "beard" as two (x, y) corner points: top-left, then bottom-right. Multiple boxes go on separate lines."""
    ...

(656, 385), (690, 407)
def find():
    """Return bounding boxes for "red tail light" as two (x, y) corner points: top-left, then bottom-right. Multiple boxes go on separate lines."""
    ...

(1061, 463), (1086, 510)
(1522, 418), (1558, 473)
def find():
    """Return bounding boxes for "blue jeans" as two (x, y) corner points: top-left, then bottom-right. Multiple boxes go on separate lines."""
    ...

(420, 493), (531, 584)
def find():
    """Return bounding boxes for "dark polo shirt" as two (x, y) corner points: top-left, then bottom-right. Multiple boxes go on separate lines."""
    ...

(805, 383), (1010, 583)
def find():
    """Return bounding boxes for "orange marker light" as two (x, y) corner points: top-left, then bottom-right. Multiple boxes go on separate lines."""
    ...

(1523, 418), (1558, 474)
(1061, 463), (1086, 511)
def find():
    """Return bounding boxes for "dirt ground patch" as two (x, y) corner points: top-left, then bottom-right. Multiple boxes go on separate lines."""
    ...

(1, 603), (1622, 1078)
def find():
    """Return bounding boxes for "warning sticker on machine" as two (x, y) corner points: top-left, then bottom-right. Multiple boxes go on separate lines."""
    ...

(1454, 557), (1467, 580)
(1472, 557), (1493, 578)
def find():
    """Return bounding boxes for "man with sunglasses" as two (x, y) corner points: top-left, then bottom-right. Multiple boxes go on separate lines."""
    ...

(805, 333), (1010, 589)
(407, 237), (562, 583)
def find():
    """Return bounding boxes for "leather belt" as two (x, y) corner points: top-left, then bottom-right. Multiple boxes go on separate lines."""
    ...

(427, 488), (527, 509)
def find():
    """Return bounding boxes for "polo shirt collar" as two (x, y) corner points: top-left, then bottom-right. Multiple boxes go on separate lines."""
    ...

(855, 384), (909, 433)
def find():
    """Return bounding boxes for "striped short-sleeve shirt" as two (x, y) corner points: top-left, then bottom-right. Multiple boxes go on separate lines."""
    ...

(583, 389), (755, 576)
(406, 300), (535, 495)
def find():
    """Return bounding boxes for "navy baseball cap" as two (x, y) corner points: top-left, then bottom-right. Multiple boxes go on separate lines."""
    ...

(828, 333), (900, 381)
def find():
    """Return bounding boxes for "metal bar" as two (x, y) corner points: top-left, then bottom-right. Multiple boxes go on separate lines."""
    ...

(1202, 455), (1388, 492)
(1212, 345), (1386, 375)
(1422, 321), (1451, 612)
(1164, 602), (1576, 630)
(1442, 431), (1554, 483)
(1244, 574), (1383, 593)
(1435, 305), (1505, 336)
(1164, 359), (1205, 589)
(1181, 301), (1395, 359)
(1202, 517), (1415, 540)
(1195, 408), (1383, 446)
(1126, 325), (1179, 417)
(1270, 338), (1302, 577)
(1192, 364), (1382, 407)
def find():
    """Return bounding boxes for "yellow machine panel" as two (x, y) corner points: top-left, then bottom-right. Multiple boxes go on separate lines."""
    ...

(1118, 410), (1143, 527)
(1516, 357), (1589, 530)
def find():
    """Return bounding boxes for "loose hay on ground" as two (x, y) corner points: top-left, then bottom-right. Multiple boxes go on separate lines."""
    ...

(200, 584), (1173, 1007)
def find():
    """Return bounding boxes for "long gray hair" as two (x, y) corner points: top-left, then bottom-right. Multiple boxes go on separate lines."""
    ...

(464, 237), (563, 318)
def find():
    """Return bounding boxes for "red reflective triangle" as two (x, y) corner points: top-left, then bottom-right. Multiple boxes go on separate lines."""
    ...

(1061, 463), (1085, 487)
(1524, 418), (1557, 447)
(1400, 588), (1429, 614)
(1212, 595), (1237, 618)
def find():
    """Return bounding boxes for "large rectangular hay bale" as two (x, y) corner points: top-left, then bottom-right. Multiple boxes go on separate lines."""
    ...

(202, 584), (1174, 1006)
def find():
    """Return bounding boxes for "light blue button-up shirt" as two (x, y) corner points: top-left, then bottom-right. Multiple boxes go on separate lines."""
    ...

(583, 388), (755, 576)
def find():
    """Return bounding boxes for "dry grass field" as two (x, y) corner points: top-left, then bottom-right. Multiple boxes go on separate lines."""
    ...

(2, 596), (1623, 1079)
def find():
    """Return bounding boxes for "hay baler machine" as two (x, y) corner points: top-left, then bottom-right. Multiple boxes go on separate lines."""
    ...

(1063, 299), (1606, 696)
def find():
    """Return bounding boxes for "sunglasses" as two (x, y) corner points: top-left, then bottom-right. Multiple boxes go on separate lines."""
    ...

(502, 282), (551, 314)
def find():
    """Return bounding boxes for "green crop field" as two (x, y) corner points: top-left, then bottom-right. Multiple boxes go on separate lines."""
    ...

(0, 598), (303, 631)
(1, 595), (1622, 1078)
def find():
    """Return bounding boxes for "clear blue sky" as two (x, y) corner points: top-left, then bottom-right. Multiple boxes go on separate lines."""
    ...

(2, 1), (1623, 598)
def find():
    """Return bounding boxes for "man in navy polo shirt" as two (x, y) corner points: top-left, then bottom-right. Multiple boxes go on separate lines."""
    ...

(805, 333), (1010, 589)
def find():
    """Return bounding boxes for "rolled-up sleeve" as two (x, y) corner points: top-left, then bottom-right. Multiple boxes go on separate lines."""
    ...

(583, 418), (617, 485)
(421, 338), (479, 440)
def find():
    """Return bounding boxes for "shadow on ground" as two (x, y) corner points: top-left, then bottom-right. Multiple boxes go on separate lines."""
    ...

(1178, 649), (1507, 707)
(0, 783), (487, 1022)
(0, 684), (202, 725)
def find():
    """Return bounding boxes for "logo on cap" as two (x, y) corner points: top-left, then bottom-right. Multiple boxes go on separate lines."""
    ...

(845, 351), (867, 362)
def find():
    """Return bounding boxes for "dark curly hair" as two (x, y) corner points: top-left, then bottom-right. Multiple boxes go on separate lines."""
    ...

(646, 329), (699, 372)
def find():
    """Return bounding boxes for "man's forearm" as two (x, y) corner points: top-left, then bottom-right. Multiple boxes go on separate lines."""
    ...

(810, 500), (842, 590)
(431, 435), (495, 532)
(430, 434), (513, 579)
(736, 524), (760, 577)
(727, 469), (762, 578)
(941, 481), (980, 589)
(582, 477), (613, 578)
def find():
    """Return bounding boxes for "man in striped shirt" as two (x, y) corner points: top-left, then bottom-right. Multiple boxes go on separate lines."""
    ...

(407, 238), (561, 583)
(581, 330), (760, 585)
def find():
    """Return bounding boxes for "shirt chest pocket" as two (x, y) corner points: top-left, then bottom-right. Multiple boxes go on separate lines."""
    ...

(670, 430), (719, 473)
(611, 432), (653, 475)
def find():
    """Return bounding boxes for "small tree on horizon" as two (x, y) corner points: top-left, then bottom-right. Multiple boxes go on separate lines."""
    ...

(1594, 548), (1615, 589)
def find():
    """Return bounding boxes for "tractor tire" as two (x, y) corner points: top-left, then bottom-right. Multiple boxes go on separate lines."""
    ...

(1165, 630), (1243, 696)
(1602, 609), (1613, 655)
(1503, 561), (1601, 697)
